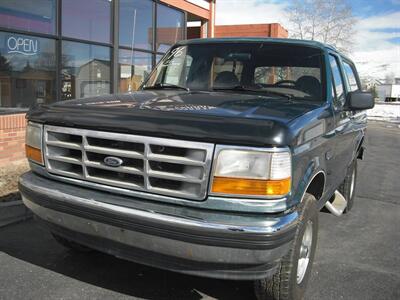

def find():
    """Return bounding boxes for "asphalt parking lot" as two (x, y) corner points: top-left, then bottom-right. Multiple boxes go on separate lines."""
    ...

(0, 121), (399, 300)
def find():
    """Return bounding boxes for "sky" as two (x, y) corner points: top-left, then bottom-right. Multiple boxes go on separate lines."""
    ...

(215, 0), (400, 82)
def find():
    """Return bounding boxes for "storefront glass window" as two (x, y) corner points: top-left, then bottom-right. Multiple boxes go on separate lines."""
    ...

(61, 41), (111, 100)
(119, 49), (152, 92)
(120, 0), (153, 51)
(156, 4), (184, 53)
(62, 0), (111, 44)
(0, 32), (56, 109)
(0, 0), (56, 35)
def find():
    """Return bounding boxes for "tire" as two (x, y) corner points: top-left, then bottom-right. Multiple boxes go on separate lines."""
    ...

(338, 159), (357, 213)
(254, 194), (318, 300)
(52, 233), (92, 253)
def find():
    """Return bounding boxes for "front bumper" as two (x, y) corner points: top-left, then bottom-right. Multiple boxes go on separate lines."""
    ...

(19, 171), (298, 280)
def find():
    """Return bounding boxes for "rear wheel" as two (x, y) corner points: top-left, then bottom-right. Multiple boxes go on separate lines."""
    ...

(52, 233), (92, 253)
(338, 159), (357, 213)
(254, 193), (318, 300)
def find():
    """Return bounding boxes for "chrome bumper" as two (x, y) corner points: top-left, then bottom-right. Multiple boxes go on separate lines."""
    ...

(19, 171), (298, 280)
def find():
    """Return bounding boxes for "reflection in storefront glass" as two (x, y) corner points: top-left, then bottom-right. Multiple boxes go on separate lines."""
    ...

(118, 49), (152, 93)
(156, 4), (184, 53)
(119, 0), (153, 51)
(61, 41), (111, 100)
(0, 31), (56, 108)
(62, 0), (112, 44)
(0, 0), (56, 35)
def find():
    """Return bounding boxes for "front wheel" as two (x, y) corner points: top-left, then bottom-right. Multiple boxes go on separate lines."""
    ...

(254, 193), (318, 300)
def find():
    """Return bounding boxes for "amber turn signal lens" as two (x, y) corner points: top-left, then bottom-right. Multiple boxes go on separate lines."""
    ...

(211, 177), (291, 196)
(25, 144), (43, 164)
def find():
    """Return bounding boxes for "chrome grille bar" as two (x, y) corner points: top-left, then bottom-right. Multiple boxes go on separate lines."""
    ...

(43, 125), (214, 200)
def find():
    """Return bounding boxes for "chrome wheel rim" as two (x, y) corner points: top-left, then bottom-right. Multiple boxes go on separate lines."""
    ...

(297, 220), (313, 284)
(349, 168), (356, 199)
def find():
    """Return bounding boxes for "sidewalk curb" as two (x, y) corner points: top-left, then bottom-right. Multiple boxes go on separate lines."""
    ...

(0, 200), (32, 228)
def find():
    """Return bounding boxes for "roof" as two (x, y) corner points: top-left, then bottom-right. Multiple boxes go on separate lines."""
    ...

(177, 37), (338, 52)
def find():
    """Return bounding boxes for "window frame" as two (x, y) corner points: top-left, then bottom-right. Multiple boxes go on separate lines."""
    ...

(328, 53), (347, 110)
(0, 31), (57, 109)
(61, 0), (112, 44)
(155, 2), (185, 54)
(117, 48), (153, 93)
(341, 58), (361, 92)
(119, 0), (154, 51)
(60, 40), (112, 100)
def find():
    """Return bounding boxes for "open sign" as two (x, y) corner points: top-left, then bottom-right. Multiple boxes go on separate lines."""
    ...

(7, 35), (39, 56)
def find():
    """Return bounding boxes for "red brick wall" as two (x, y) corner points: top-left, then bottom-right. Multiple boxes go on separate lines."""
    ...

(215, 23), (288, 38)
(0, 114), (27, 167)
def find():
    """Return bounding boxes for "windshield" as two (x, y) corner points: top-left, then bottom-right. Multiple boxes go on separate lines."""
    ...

(143, 42), (325, 101)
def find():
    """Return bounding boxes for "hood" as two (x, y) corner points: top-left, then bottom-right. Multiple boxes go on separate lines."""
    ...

(27, 90), (320, 147)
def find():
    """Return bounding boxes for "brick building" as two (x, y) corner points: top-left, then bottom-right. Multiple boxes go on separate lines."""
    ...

(215, 23), (288, 38)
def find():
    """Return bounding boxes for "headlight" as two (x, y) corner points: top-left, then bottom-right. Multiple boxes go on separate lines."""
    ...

(25, 122), (43, 165)
(211, 147), (291, 197)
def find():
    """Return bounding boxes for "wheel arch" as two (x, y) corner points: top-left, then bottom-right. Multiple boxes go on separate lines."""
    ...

(290, 153), (327, 208)
(356, 136), (365, 160)
(291, 165), (326, 207)
(304, 171), (326, 202)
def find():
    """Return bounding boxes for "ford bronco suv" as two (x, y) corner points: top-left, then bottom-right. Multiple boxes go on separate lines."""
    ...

(19, 38), (374, 299)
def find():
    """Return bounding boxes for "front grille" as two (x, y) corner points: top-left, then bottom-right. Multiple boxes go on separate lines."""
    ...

(43, 125), (214, 200)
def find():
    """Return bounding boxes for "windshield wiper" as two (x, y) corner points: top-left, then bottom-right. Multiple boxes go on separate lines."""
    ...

(143, 83), (190, 92)
(212, 85), (250, 92)
(213, 85), (293, 100)
(261, 90), (294, 100)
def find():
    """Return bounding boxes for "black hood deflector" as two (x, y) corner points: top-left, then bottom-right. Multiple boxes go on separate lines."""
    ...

(27, 91), (319, 147)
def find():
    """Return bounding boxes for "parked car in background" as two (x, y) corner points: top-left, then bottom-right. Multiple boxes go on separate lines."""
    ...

(20, 38), (374, 299)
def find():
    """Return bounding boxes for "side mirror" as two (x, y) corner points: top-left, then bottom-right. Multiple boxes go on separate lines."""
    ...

(346, 91), (375, 110)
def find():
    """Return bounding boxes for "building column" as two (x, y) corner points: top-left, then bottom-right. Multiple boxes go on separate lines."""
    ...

(201, 20), (208, 38)
(209, 0), (215, 37)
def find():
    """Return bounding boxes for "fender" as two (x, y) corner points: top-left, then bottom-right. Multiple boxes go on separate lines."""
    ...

(289, 157), (326, 209)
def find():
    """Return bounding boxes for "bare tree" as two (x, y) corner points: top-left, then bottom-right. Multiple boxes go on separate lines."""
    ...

(384, 72), (395, 84)
(287, 0), (356, 53)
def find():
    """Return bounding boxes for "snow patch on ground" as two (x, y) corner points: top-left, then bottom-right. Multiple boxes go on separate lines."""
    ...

(367, 103), (400, 123)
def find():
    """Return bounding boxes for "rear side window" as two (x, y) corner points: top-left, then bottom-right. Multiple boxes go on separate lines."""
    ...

(343, 61), (359, 92)
(329, 55), (345, 108)
(254, 66), (321, 84)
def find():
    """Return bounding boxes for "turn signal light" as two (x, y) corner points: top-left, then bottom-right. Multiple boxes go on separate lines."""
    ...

(25, 145), (43, 164)
(211, 177), (291, 196)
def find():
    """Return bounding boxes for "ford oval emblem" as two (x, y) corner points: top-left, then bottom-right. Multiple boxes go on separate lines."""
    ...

(103, 156), (123, 167)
